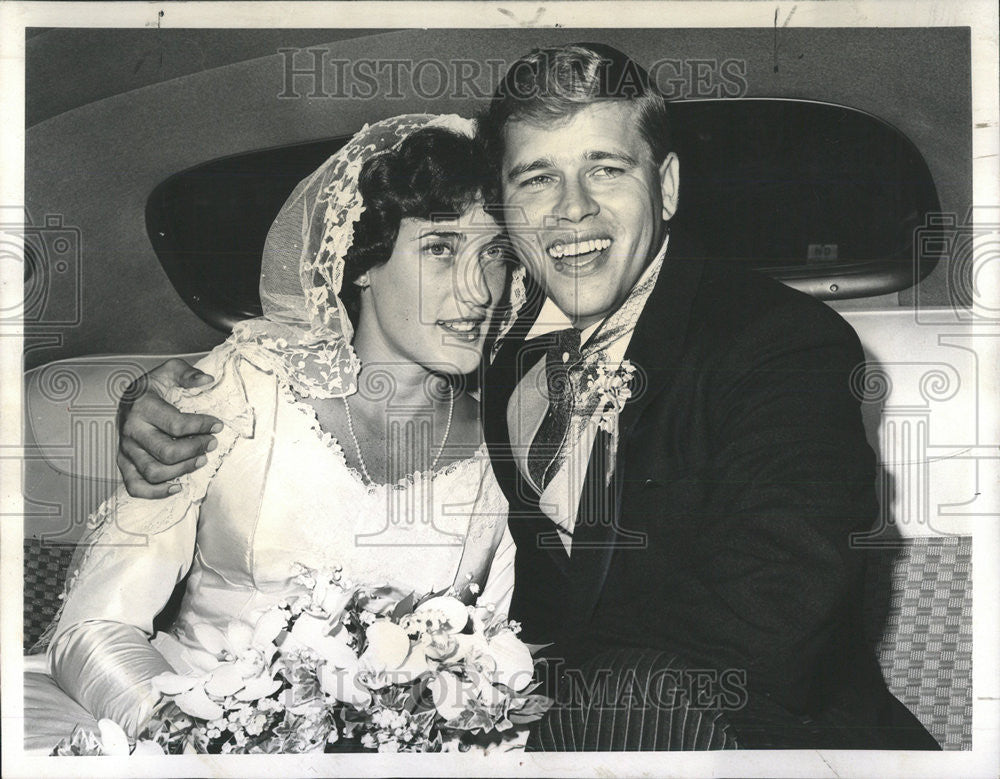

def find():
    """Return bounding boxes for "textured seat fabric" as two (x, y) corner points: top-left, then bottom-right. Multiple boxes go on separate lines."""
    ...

(863, 536), (973, 749)
(23, 540), (76, 650)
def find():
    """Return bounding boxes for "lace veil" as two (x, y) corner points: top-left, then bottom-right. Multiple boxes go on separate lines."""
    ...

(231, 112), (526, 400)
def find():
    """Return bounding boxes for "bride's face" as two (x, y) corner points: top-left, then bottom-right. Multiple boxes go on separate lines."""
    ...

(357, 202), (508, 376)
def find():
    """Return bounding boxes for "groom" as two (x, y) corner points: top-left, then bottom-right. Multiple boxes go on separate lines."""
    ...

(115, 43), (936, 750)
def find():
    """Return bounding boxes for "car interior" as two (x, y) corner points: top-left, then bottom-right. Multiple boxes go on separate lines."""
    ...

(19, 25), (982, 750)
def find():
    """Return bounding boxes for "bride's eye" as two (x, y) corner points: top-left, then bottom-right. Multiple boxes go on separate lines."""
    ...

(479, 244), (510, 280)
(480, 243), (505, 262)
(423, 241), (454, 259)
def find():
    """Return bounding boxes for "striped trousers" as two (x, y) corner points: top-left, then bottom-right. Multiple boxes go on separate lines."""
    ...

(527, 648), (739, 751)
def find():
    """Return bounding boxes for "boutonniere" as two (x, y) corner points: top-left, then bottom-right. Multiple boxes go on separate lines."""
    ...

(591, 360), (637, 431)
(587, 360), (637, 484)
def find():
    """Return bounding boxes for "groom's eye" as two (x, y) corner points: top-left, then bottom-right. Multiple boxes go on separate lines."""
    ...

(592, 166), (624, 179)
(521, 174), (553, 190)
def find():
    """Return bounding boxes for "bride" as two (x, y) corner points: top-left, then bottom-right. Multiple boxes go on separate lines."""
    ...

(24, 114), (525, 751)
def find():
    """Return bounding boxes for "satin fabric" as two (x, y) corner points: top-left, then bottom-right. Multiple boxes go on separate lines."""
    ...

(26, 340), (512, 751)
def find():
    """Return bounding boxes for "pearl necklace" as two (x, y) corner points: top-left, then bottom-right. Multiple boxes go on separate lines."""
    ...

(341, 385), (455, 484)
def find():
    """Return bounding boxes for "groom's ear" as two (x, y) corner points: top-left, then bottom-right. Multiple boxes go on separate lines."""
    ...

(659, 152), (680, 221)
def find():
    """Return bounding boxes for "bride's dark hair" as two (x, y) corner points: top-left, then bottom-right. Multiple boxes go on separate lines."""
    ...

(341, 127), (500, 326)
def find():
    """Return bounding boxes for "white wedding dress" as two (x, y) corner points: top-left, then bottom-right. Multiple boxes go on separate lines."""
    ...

(24, 338), (513, 752)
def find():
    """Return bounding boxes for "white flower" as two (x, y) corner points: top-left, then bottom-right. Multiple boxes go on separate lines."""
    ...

(469, 604), (504, 634)
(131, 740), (167, 756)
(392, 638), (434, 680)
(359, 620), (411, 671)
(485, 628), (535, 691)
(307, 571), (356, 616)
(285, 613), (357, 667)
(151, 675), (224, 721)
(256, 697), (282, 713)
(471, 671), (508, 711)
(451, 626), (535, 693)
(284, 611), (371, 706)
(589, 361), (637, 432)
(412, 596), (469, 634)
(427, 671), (476, 721)
(90, 719), (164, 756)
(96, 719), (130, 756)
(317, 618), (419, 706)
(151, 611), (284, 719)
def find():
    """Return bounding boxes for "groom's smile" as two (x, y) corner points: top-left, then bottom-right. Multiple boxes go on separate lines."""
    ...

(546, 236), (614, 274)
(501, 101), (679, 330)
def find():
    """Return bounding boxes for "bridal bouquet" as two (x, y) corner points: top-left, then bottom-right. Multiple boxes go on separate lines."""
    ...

(55, 566), (551, 754)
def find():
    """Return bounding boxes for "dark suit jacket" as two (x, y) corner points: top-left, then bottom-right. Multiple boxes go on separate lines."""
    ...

(482, 227), (937, 749)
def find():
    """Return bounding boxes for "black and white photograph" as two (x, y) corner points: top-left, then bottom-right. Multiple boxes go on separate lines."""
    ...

(1, 2), (997, 777)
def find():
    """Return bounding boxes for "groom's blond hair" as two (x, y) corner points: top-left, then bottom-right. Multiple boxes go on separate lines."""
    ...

(477, 43), (673, 174)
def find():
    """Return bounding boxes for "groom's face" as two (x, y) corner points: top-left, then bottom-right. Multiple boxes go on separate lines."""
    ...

(500, 101), (679, 329)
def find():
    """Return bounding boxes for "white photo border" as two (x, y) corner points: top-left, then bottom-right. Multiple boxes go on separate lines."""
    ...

(2, 2), (997, 777)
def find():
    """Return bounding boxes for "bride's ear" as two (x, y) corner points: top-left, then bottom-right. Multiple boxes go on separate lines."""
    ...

(353, 272), (371, 288)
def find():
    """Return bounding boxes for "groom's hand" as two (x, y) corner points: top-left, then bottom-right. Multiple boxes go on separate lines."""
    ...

(117, 358), (222, 499)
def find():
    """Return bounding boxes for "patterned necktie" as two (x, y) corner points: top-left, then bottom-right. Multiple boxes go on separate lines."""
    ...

(527, 327), (583, 492)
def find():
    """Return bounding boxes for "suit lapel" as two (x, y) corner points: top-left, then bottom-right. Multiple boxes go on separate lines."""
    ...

(570, 230), (706, 620)
(483, 284), (571, 577)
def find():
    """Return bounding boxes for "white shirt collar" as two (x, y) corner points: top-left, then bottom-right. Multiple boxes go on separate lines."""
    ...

(525, 232), (670, 344)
